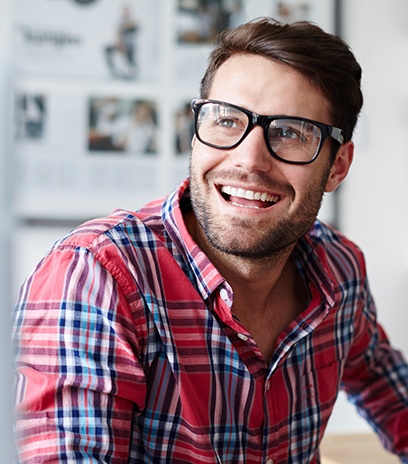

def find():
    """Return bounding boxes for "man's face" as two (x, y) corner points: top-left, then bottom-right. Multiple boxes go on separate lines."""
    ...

(189, 54), (341, 259)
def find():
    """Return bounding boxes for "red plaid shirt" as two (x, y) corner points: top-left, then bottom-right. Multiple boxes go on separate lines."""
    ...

(13, 179), (408, 463)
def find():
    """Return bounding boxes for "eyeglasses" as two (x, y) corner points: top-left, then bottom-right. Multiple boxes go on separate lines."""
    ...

(191, 99), (344, 165)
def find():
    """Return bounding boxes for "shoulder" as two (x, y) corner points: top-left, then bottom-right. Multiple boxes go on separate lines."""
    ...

(60, 199), (166, 252)
(38, 200), (167, 286)
(59, 210), (137, 248)
(307, 219), (361, 250)
(15, 203), (168, 304)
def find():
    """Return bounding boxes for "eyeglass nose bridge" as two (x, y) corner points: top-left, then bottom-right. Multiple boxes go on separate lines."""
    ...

(242, 112), (271, 140)
(243, 112), (274, 149)
(245, 112), (296, 162)
(249, 112), (270, 129)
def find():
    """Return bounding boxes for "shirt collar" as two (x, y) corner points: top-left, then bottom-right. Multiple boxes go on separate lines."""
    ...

(294, 226), (336, 311)
(162, 178), (226, 302)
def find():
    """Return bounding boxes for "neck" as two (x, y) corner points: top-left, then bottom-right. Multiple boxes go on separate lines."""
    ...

(185, 210), (296, 306)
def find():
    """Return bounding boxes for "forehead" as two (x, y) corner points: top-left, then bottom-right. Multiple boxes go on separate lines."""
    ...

(209, 54), (331, 122)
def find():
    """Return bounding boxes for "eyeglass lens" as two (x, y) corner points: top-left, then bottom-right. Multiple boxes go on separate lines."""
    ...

(196, 101), (323, 163)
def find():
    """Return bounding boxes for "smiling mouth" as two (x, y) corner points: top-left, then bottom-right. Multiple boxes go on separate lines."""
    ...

(220, 185), (280, 209)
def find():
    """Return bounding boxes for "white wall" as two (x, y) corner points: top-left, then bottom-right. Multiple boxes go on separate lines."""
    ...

(341, 0), (408, 356)
(326, 0), (408, 434)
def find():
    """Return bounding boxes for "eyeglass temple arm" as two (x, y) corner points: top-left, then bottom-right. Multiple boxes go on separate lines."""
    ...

(331, 127), (344, 145)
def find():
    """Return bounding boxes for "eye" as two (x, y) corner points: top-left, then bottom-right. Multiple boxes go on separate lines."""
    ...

(269, 124), (306, 143)
(215, 117), (248, 134)
(279, 126), (302, 140)
(216, 118), (238, 128)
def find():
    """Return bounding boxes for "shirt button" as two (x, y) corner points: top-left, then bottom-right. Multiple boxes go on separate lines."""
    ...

(266, 459), (274, 464)
(220, 288), (229, 301)
(237, 333), (248, 341)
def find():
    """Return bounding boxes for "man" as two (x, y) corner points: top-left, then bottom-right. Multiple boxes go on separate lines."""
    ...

(13, 18), (408, 463)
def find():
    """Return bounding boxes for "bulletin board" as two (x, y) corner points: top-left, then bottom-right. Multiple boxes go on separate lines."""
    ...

(13, 0), (337, 221)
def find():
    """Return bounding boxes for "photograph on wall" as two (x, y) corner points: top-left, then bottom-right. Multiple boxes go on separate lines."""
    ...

(88, 96), (158, 155)
(174, 0), (245, 83)
(242, 0), (336, 32)
(177, 0), (244, 44)
(14, 83), (90, 159)
(103, 5), (141, 80)
(174, 100), (194, 156)
(14, 0), (160, 82)
(15, 93), (47, 141)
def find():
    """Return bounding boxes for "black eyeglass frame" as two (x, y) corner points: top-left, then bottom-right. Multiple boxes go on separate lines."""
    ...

(191, 98), (345, 165)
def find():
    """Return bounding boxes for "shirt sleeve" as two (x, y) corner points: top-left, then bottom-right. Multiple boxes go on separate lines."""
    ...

(341, 276), (408, 462)
(13, 244), (147, 463)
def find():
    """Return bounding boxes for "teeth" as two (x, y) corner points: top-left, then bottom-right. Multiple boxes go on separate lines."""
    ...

(231, 201), (262, 209)
(221, 185), (279, 203)
(237, 188), (246, 198)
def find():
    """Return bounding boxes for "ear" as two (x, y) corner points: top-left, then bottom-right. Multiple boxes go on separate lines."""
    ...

(325, 141), (354, 193)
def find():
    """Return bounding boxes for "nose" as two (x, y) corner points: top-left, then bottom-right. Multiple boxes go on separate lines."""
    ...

(232, 126), (272, 173)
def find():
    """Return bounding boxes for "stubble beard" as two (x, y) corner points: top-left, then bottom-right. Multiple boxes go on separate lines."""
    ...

(189, 163), (330, 261)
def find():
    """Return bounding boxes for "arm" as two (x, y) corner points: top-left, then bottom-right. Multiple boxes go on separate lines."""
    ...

(341, 279), (408, 462)
(13, 244), (146, 463)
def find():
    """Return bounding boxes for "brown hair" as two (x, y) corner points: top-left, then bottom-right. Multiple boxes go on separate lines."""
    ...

(200, 18), (363, 144)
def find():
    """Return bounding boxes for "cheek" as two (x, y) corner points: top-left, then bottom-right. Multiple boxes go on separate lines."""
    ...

(189, 149), (209, 182)
(191, 144), (222, 176)
(285, 166), (328, 203)
(280, 166), (306, 193)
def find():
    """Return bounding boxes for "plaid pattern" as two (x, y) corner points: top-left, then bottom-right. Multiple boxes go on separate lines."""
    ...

(13, 179), (408, 463)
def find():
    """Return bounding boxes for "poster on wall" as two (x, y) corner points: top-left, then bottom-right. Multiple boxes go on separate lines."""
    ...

(13, 0), (337, 222)
(14, 82), (164, 219)
(14, 0), (160, 82)
(173, 0), (336, 85)
(15, 93), (47, 140)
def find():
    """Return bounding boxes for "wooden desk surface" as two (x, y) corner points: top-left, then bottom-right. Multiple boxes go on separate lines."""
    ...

(321, 432), (400, 464)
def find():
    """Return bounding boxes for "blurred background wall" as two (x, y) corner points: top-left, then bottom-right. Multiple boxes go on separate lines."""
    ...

(325, 0), (408, 433)
(1, 0), (407, 449)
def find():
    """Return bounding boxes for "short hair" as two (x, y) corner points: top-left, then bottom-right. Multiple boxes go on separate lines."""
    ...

(200, 18), (363, 145)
